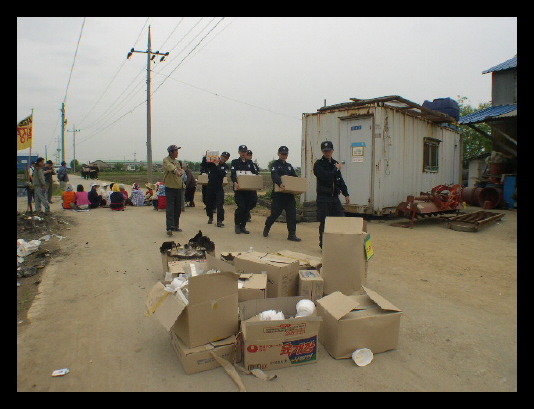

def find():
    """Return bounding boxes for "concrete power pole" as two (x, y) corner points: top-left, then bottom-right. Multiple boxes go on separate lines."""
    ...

(127, 25), (169, 183)
(67, 125), (81, 172)
(61, 103), (66, 163)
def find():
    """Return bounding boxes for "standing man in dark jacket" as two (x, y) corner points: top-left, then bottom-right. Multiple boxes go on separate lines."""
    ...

(263, 146), (301, 241)
(230, 144), (259, 234)
(313, 141), (350, 248)
(202, 151), (230, 227)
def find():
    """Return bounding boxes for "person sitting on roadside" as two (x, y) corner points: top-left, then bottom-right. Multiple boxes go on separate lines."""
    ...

(107, 183), (115, 205)
(118, 184), (132, 206)
(144, 183), (155, 206)
(88, 182), (106, 208)
(75, 184), (91, 210)
(99, 183), (109, 206)
(109, 183), (125, 211)
(156, 182), (166, 210)
(62, 184), (77, 210)
(130, 183), (145, 206)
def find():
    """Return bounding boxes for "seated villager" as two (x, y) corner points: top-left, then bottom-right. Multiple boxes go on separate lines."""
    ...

(130, 183), (145, 206)
(88, 182), (106, 208)
(109, 183), (125, 211)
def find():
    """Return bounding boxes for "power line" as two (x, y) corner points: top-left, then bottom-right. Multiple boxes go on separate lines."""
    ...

(77, 18), (150, 128)
(63, 17), (86, 105)
(152, 17), (225, 95)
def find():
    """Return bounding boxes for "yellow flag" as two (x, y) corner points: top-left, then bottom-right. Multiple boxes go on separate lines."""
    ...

(17, 114), (33, 150)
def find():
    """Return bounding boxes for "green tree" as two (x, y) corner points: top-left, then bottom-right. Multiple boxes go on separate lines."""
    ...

(457, 96), (492, 161)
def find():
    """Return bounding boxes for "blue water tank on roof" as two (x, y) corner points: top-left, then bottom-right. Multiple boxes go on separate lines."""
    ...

(422, 98), (460, 121)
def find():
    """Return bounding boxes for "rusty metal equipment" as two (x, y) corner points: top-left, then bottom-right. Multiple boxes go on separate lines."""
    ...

(392, 184), (463, 228)
(446, 210), (504, 232)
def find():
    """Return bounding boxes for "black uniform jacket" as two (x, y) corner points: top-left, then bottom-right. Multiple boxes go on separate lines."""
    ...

(313, 155), (349, 200)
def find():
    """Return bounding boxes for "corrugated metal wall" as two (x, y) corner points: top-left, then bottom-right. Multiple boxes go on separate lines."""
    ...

(302, 104), (461, 215)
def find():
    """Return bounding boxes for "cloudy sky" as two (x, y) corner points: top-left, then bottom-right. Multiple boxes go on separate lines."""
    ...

(17, 17), (517, 169)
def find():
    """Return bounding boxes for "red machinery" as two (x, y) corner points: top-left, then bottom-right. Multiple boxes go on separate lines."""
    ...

(393, 184), (463, 228)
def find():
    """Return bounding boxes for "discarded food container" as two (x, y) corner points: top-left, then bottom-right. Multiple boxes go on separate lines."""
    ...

(51, 368), (70, 377)
(352, 348), (373, 366)
(259, 309), (285, 321)
(295, 299), (315, 317)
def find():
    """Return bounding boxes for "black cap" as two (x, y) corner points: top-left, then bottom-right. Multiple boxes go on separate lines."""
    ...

(221, 151), (230, 158)
(246, 150), (253, 155)
(278, 146), (289, 154)
(321, 141), (334, 151)
(238, 144), (248, 152)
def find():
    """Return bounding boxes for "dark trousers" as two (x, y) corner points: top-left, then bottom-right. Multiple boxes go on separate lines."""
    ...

(165, 187), (183, 231)
(265, 192), (297, 233)
(206, 186), (225, 222)
(317, 197), (345, 246)
(185, 187), (196, 205)
(234, 190), (256, 226)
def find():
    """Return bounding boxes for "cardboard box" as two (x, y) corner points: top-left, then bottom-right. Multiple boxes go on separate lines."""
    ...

(160, 243), (211, 274)
(197, 173), (209, 185)
(274, 175), (307, 194)
(145, 265), (239, 348)
(298, 270), (324, 302)
(275, 250), (322, 270)
(205, 150), (219, 163)
(238, 273), (267, 302)
(239, 296), (322, 371)
(236, 174), (263, 191)
(316, 287), (402, 359)
(321, 217), (369, 295)
(170, 331), (237, 375)
(233, 251), (300, 298)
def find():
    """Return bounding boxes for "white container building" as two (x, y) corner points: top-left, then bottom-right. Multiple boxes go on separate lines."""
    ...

(301, 95), (462, 215)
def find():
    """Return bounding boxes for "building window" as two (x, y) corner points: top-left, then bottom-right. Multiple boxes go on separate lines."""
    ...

(423, 138), (440, 172)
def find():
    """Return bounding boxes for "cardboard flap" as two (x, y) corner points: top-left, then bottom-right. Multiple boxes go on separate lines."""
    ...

(260, 254), (299, 266)
(206, 253), (236, 273)
(362, 286), (402, 312)
(188, 271), (238, 304)
(324, 216), (366, 234)
(145, 282), (187, 331)
(316, 291), (360, 320)
(239, 273), (267, 289)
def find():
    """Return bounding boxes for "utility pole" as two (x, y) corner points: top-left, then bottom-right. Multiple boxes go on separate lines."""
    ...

(127, 25), (169, 183)
(60, 103), (67, 164)
(67, 125), (81, 172)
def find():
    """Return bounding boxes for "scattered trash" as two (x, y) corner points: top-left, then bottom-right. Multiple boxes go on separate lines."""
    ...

(259, 310), (285, 321)
(51, 368), (70, 377)
(17, 239), (42, 258)
(352, 348), (373, 367)
(295, 299), (315, 318)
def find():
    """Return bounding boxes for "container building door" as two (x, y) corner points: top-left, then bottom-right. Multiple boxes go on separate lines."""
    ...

(339, 117), (373, 207)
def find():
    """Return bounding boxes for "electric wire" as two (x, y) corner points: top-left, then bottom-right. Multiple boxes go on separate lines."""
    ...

(63, 17), (86, 105)
(77, 17), (150, 128)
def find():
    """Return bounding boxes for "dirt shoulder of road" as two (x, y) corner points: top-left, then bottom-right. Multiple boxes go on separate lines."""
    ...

(17, 175), (517, 392)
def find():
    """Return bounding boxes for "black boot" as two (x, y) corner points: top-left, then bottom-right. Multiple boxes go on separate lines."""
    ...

(235, 224), (242, 234)
(240, 224), (250, 234)
(288, 233), (301, 242)
(263, 225), (270, 237)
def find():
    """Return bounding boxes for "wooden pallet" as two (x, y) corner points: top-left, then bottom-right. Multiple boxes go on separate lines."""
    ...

(446, 210), (505, 232)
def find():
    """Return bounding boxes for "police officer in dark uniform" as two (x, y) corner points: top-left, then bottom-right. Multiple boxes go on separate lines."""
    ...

(230, 145), (259, 234)
(201, 151), (231, 227)
(313, 141), (350, 248)
(246, 149), (259, 222)
(263, 146), (301, 242)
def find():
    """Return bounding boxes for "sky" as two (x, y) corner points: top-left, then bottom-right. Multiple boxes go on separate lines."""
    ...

(17, 17), (517, 169)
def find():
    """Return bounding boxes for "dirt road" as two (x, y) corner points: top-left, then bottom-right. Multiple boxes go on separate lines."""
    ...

(17, 175), (517, 392)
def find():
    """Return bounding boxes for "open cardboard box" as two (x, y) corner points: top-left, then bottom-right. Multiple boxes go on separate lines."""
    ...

(321, 217), (369, 295)
(298, 270), (324, 302)
(316, 287), (402, 359)
(145, 256), (239, 348)
(238, 296), (322, 371)
(273, 175), (307, 194)
(238, 273), (267, 302)
(233, 251), (300, 298)
(170, 332), (237, 375)
(275, 250), (322, 270)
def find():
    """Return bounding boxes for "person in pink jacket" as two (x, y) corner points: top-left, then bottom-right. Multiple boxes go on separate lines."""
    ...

(75, 184), (91, 210)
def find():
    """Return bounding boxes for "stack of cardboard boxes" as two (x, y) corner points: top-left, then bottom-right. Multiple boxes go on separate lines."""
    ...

(146, 217), (402, 375)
